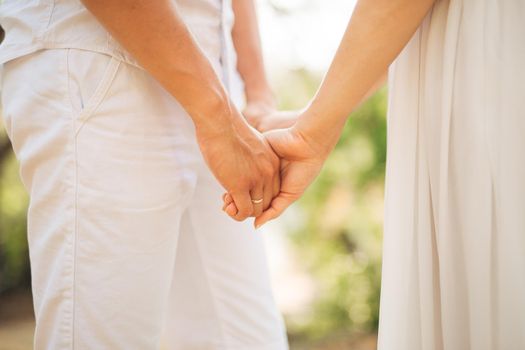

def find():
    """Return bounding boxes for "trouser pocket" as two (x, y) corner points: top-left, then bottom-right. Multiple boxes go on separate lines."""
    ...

(66, 49), (120, 134)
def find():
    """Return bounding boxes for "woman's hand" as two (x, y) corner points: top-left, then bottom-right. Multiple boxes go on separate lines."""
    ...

(244, 102), (300, 133)
(241, 91), (300, 133)
(222, 123), (330, 227)
(197, 113), (280, 221)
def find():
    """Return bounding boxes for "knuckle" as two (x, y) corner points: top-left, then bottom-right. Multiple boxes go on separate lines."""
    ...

(235, 215), (246, 222)
(238, 207), (252, 218)
(262, 165), (275, 179)
(238, 177), (252, 189)
(258, 160), (276, 178)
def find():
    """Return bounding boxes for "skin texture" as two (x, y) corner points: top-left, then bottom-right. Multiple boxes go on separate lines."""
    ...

(80, 0), (280, 221)
(223, 0), (436, 227)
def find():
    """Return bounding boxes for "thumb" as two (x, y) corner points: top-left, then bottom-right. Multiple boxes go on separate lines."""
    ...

(263, 128), (296, 159)
(254, 192), (297, 228)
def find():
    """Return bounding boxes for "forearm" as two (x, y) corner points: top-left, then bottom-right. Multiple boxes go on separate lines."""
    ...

(297, 0), (435, 150)
(362, 72), (387, 103)
(81, 0), (239, 132)
(231, 0), (273, 103)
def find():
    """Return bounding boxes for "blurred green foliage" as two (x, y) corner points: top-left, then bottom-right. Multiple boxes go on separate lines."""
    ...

(0, 129), (30, 293)
(0, 23), (30, 294)
(274, 68), (387, 342)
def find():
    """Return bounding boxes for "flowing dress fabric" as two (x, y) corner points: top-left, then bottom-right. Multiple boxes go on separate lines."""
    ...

(379, 0), (525, 349)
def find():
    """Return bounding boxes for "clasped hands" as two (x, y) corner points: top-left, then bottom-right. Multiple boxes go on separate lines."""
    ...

(196, 98), (329, 229)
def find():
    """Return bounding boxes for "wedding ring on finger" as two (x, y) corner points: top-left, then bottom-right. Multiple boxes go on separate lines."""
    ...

(251, 198), (264, 204)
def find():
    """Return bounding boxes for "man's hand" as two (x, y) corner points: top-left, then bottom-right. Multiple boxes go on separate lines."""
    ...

(197, 112), (280, 221)
(222, 124), (329, 227)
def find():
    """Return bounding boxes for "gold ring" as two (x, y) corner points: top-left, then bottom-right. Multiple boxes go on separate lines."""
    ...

(251, 198), (264, 204)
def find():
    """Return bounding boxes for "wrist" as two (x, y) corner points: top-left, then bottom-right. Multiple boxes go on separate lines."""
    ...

(191, 92), (238, 133)
(295, 109), (343, 158)
(194, 100), (251, 142)
(245, 84), (275, 107)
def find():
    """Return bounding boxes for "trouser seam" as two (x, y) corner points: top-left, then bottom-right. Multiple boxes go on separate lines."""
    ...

(66, 48), (80, 350)
(70, 96), (79, 350)
(61, 48), (78, 350)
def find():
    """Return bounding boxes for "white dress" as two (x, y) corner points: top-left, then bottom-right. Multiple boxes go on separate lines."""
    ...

(378, 0), (525, 349)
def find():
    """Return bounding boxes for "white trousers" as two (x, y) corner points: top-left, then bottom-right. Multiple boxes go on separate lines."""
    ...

(1, 49), (288, 350)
